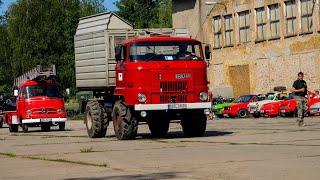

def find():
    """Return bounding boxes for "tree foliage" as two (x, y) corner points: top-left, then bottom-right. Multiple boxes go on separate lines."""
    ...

(115, 0), (172, 28)
(2, 0), (105, 94)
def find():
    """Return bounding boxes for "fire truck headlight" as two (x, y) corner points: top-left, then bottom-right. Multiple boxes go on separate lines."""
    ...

(199, 92), (208, 101)
(57, 109), (63, 114)
(26, 110), (32, 115)
(138, 93), (147, 103)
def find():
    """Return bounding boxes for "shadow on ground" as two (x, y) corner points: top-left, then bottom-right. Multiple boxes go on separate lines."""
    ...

(65, 171), (184, 180)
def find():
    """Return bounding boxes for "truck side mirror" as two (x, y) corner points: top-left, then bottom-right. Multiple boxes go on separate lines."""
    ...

(204, 45), (211, 61)
(115, 46), (122, 62)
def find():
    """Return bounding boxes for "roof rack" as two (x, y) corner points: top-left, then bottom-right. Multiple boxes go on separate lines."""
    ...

(14, 65), (56, 87)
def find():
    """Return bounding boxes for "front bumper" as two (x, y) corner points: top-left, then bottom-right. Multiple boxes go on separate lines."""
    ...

(134, 102), (212, 111)
(22, 118), (67, 124)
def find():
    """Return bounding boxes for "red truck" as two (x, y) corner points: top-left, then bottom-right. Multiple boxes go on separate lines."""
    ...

(75, 14), (212, 140)
(3, 65), (67, 132)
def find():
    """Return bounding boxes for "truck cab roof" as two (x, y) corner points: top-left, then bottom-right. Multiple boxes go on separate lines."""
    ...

(122, 36), (200, 45)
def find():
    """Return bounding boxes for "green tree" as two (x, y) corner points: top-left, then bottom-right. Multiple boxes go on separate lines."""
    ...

(6, 0), (105, 94)
(115, 0), (172, 28)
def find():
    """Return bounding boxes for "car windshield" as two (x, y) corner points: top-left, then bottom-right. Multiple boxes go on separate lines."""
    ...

(24, 85), (62, 98)
(130, 41), (203, 61)
(233, 95), (252, 103)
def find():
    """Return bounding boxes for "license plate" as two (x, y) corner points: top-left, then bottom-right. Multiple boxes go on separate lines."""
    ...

(260, 110), (264, 113)
(280, 110), (286, 113)
(168, 104), (187, 109)
(224, 114), (228, 117)
(250, 111), (255, 113)
(40, 119), (51, 122)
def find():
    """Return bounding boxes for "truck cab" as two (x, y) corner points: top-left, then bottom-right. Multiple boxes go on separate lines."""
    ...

(84, 36), (212, 140)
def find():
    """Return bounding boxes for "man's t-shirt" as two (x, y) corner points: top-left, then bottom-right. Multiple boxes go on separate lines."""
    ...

(293, 79), (307, 97)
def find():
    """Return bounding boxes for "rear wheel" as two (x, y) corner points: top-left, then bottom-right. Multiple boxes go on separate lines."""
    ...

(148, 116), (170, 138)
(22, 124), (28, 133)
(238, 109), (248, 118)
(41, 123), (51, 132)
(253, 112), (260, 118)
(9, 124), (18, 132)
(112, 100), (138, 140)
(58, 122), (65, 131)
(85, 100), (109, 138)
(181, 111), (207, 137)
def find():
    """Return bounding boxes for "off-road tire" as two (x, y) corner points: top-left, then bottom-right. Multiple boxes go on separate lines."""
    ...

(41, 123), (51, 132)
(181, 112), (207, 137)
(9, 124), (18, 132)
(22, 124), (28, 133)
(148, 117), (170, 138)
(112, 100), (138, 140)
(85, 100), (109, 138)
(58, 122), (65, 131)
(238, 109), (248, 118)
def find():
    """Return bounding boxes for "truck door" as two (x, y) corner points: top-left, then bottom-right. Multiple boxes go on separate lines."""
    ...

(115, 45), (127, 89)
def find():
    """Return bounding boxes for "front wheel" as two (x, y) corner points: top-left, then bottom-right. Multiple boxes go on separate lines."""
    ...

(148, 116), (170, 138)
(112, 100), (138, 140)
(9, 124), (18, 132)
(181, 111), (207, 137)
(238, 109), (248, 118)
(253, 112), (260, 118)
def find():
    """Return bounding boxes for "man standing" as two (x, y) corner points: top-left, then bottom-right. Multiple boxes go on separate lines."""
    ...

(292, 72), (308, 126)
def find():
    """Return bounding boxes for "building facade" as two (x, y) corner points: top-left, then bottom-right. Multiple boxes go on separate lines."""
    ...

(173, 0), (320, 98)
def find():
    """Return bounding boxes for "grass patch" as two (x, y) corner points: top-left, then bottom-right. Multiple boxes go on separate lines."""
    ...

(80, 147), (94, 153)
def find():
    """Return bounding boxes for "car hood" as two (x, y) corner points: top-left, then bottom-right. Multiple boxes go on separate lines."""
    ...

(213, 103), (234, 109)
(311, 102), (320, 108)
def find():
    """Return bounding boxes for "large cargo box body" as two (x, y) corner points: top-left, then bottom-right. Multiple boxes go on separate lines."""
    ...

(75, 12), (189, 90)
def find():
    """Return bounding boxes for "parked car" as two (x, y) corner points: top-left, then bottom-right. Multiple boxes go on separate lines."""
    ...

(223, 95), (258, 118)
(279, 92), (320, 117)
(310, 102), (320, 115)
(248, 92), (290, 118)
(213, 102), (234, 118)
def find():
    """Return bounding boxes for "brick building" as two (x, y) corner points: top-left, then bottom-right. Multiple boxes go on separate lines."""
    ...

(173, 0), (320, 98)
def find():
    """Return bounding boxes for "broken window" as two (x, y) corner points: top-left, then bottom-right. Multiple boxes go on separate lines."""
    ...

(213, 16), (222, 48)
(238, 10), (250, 43)
(301, 0), (313, 34)
(256, 7), (267, 41)
(224, 14), (233, 46)
(285, 0), (297, 36)
(269, 4), (280, 39)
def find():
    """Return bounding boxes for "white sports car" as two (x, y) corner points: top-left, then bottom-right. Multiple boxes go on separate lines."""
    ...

(310, 102), (320, 115)
(248, 92), (289, 118)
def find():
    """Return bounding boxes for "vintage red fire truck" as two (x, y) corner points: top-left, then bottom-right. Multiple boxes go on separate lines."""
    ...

(75, 13), (212, 140)
(3, 65), (67, 132)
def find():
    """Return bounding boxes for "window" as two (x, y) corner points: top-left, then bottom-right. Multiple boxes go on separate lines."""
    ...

(301, 0), (313, 33)
(256, 7), (267, 41)
(269, 4), (280, 39)
(285, 0), (297, 36)
(224, 15), (234, 46)
(213, 16), (222, 48)
(238, 10), (250, 43)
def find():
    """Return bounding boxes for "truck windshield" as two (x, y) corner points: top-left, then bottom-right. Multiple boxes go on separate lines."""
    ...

(24, 85), (62, 98)
(130, 41), (203, 61)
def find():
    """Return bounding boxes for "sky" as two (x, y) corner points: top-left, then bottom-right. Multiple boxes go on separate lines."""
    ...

(0, 0), (118, 14)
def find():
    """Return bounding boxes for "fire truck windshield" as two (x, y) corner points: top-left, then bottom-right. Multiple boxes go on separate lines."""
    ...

(130, 41), (203, 61)
(23, 85), (62, 98)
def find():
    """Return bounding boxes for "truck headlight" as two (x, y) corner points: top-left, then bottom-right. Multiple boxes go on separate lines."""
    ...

(199, 92), (208, 101)
(26, 110), (32, 115)
(138, 93), (147, 103)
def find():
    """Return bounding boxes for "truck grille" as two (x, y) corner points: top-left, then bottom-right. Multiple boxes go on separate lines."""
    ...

(160, 81), (187, 93)
(160, 94), (187, 103)
(32, 108), (57, 115)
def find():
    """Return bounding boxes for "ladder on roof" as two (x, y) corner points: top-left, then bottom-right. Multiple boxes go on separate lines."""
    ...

(14, 65), (57, 87)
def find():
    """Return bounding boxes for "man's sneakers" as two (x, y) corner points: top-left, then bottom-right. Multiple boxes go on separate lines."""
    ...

(298, 120), (305, 127)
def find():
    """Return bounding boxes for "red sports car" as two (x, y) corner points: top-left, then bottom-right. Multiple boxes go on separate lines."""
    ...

(279, 92), (320, 117)
(223, 95), (258, 118)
